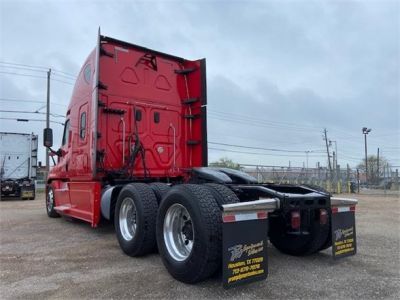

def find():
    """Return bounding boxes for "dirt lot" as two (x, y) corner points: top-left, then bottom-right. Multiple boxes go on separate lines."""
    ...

(0, 192), (399, 299)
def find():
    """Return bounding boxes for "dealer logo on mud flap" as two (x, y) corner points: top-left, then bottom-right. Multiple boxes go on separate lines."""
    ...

(222, 216), (268, 288)
(331, 207), (357, 259)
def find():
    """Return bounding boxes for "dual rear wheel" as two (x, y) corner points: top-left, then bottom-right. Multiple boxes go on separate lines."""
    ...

(114, 183), (331, 283)
(114, 183), (239, 283)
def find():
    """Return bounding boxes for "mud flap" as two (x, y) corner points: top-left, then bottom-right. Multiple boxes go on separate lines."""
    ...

(331, 205), (357, 259)
(221, 199), (279, 289)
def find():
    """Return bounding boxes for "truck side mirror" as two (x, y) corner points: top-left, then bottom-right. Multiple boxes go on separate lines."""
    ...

(43, 128), (53, 148)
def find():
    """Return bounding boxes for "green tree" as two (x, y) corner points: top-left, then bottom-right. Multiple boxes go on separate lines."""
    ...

(209, 157), (241, 170)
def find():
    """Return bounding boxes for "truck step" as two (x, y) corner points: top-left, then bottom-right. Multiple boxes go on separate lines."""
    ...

(103, 107), (125, 115)
(175, 67), (197, 75)
(54, 205), (71, 213)
(187, 140), (200, 145)
(98, 81), (108, 90)
(182, 98), (199, 105)
(183, 114), (200, 120)
(100, 46), (114, 58)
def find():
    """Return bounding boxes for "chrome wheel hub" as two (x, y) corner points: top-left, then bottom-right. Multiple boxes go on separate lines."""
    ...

(163, 204), (194, 261)
(119, 197), (137, 241)
(47, 189), (54, 212)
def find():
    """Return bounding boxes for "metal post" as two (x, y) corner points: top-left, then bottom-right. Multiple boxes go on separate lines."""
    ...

(332, 151), (336, 172)
(377, 147), (380, 184)
(28, 133), (32, 179)
(323, 129), (332, 179)
(334, 141), (338, 170)
(306, 150), (310, 179)
(362, 127), (371, 187)
(46, 69), (51, 171)
(364, 133), (368, 186)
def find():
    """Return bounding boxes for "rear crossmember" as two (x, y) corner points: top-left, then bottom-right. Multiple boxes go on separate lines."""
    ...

(220, 187), (357, 288)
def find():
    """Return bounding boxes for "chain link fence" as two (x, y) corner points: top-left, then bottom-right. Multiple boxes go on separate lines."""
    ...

(240, 164), (400, 194)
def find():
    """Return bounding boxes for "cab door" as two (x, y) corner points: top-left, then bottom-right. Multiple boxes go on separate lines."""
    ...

(53, 119), (71, 206)
(70, 103), (89, 178)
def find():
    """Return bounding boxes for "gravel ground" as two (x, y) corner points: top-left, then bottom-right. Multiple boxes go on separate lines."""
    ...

(0, 192), (399, 299)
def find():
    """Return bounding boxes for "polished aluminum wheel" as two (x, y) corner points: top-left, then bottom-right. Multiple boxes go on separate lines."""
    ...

(47, 189), (54, 212)
(163, 204), (194, 261)
(119, 197), (137, 241)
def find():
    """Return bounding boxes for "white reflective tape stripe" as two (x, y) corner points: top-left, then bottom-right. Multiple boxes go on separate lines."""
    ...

(337, 206), (350, 213)
(234, 212), (258, 222)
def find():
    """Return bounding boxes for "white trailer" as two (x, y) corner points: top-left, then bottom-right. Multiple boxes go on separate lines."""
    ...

(0, 132), (38, 200)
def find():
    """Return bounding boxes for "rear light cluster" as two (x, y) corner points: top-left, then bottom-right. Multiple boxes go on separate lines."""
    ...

(291, 211), (301, 230)
(319, 209), (328, 225)
(290, 208), (329, 230)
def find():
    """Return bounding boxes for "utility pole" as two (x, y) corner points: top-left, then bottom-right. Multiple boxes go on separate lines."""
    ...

(305, 151), (310, 173)
(323, 129), (332, 178)
(46, 69), (51, 171)
(362, 127), (372, 186)
(329, 140), (338, 170)
(377, 147), (380, 183)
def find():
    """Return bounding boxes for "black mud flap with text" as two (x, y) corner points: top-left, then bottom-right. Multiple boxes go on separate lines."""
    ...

(331, 205), (357, 259)
(222, 211), (269, 289)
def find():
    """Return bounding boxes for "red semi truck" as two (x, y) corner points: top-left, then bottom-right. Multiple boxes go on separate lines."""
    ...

(43, 31), (357, 288)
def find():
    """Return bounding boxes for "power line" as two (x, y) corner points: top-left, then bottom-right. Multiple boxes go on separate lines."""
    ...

(209, 147), (327, 158)
(0, 110), (64, 118)
(0, 65), (47, 73)
(209, 130), (323, 147)
(208, 114), (320, 133)
(0, 98), (68, 107)
(52, 69), (77, 79)
(52, 71), (76, 81)
(0, 61), (77, 78)
(208, 109), (322, 130)
(208, 111), (319, 131)
(0, 61), (48, 70)
(208, 141), (325, 153)
(0, 117), (64, 125)
(51, 78), (74, 86)
(0, 70), (74, 86)
(0, 71), (46, 79)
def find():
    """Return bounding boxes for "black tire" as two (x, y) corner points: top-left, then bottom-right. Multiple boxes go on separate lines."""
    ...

(114, 183), (158, 256)
(156, 184), (221, 283)
(318, 231), (332, 251)
(26, 190), (35, 201)
(203, 183), (240, 207)
(318, 212), (332, 251)
(29, 189), (36, 200)
(46, 185), (60, 218)
(149, 182), (171, 204)
(269, 210), (330, 256)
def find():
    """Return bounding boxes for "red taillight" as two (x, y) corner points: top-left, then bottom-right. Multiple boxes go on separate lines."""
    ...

(320, 209), (328, 225)
(291, 211), (301, 230)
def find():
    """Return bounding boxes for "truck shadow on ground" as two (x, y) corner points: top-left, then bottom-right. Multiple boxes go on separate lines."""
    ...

(58, 215), (116, 235)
